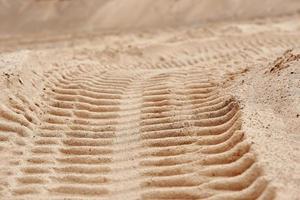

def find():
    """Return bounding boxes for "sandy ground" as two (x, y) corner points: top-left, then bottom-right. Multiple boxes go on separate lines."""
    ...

(0, 1), (300, 200)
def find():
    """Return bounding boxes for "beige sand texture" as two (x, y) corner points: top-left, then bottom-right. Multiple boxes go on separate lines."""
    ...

(0, 1), (300, 200)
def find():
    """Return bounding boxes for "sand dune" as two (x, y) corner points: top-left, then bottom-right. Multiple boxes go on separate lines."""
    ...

(0, 1), (300, 200)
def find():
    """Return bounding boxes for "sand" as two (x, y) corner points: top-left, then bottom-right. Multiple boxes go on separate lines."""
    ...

(0, 1), (300, 200)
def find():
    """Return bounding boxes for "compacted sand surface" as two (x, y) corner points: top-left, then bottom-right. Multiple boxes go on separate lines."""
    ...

(0, 1), (300, 200)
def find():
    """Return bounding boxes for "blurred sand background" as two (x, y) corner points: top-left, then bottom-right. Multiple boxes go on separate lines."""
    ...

(1, 0), (300, 36)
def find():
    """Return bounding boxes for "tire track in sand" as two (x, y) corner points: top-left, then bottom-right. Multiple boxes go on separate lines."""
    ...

(0, 65), (275, 199)
(139, 70), (275, 200)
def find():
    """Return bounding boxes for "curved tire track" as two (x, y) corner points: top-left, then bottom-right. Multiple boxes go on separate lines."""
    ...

(2, 31), (298, 198)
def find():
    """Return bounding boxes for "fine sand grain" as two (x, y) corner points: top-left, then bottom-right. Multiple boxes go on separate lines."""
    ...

(0, 1), (299, 200)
